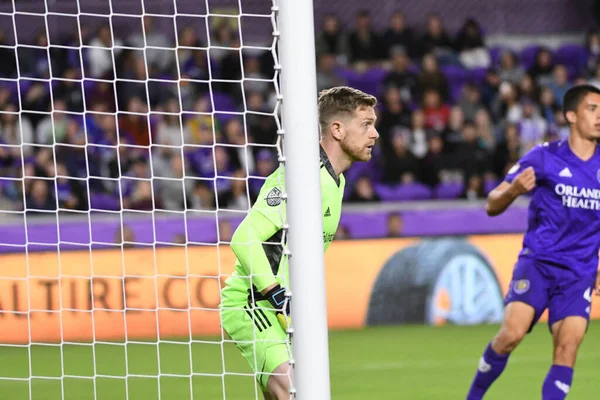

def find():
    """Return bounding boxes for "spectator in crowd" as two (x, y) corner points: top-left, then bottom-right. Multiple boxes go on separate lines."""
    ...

(114, 225), (136, 248)
(518, 99), (547, 152)
(0, 30), (17, 78)
(381, 130), (419, 185)
(127, 16), (174, 75)
(218, 220), (234, 243)
(0, 104), (34, 154)
(548, 64), (570, 107)
(492, 123), (521, 178)
(383, 47), (418, 104)
(585, 30), (600, 77)
(420, 14), (455, 64)
(422, 89), (450, 132)
(420, 134), (448, 187)
(539, 86), (560, 124)
(53, 68), (84, 113)
(4, 11), (599, 216)
(26, 179), (55, 213)
(386, 213), (404, 237)
(381, 11), (417, 59)
(498, 50), (525, 85)
(454, 18), (491, 69)
(458, 83), (485, 122)
(315, 14), (348, 63)
(348, 10), (383, 66)
(418, 53), (449, 101)
(528, 48), (555, 87)
(347, 176), (381, 203)
(317, 53), (345, 93)
(88, 25), (123, 79)
(378, 86), (412, 147)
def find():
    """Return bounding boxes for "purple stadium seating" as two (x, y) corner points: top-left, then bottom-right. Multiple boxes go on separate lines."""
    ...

(347, 68), (387, 96)
(555, 44), (588, 78)
(210, 91), (237, 112)
(373, 183), (397, 201)
(374, 182), (433, 201)
(434, 182), (465, 199)
(90, 193), (120, 211)
(488, 46), (506, 67)
(484, 179), (500, 195)
(441, 65), (468, 81)
(520, 45), (542, 71)
(441, 65), (468, 102)
(468, 67), (489, 85)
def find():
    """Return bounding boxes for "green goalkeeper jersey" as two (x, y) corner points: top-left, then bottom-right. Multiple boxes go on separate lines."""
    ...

(221, 146), (345, 303)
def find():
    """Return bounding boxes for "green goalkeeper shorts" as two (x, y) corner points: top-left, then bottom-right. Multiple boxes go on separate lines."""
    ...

(221, 298), (291, 391)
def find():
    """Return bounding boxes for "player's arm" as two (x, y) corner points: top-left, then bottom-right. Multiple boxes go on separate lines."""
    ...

(230, 210), (291, 329)
(230, 209), (281, 293)
(486, 167), (536, 216)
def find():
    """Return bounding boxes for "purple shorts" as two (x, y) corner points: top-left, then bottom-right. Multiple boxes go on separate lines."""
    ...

(504, 256), (597, 332)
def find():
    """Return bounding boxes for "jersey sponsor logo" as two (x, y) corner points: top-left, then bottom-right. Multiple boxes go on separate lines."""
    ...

(323, 232), (335, 243)
(265, 187), (282, 207)
(507, 163), (520, 174)
(554, 380), (570, 394)
(555, 184), (600, 210)
(513, 279), (530, 295)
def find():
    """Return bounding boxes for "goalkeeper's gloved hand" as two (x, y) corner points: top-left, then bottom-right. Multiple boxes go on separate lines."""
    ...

(264, 284), (292, 331)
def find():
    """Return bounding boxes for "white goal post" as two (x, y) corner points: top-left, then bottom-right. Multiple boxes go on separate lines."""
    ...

(0, 0), (330, 399)
(278, 0), (332, 399)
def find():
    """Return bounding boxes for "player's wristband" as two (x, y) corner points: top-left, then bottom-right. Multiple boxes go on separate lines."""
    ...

(264, 284), (290, 315)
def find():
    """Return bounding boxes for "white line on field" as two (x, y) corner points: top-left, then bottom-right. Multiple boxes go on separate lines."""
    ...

(341, 352), (600, 372)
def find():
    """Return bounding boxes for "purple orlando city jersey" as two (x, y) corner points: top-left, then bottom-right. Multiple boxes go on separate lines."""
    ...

(505, 139), (600, 278)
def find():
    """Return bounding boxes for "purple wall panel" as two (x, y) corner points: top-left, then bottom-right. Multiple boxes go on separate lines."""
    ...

(0, 203), (529, 253)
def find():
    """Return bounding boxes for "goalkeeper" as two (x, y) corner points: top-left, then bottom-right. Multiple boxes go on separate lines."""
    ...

(220, 86), (379, 400)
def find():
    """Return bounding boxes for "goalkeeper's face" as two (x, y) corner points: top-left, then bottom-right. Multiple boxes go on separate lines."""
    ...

(340, 106), (379, 162)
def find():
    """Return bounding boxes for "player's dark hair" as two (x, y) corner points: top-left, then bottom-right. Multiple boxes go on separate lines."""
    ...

(562, 84), (600, 121)
(318, 86), (377, 132)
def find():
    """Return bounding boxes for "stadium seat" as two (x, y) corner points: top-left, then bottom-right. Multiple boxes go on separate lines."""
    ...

(488, 46), (507, 67)
(374, 182), (432, 201)
(210, 91), (237, 112)
(468, 67), (489, 85)
(346, 67), (387, 97)
(520, 45), (543, 71)
(434, 182), (465, 199)
(89, 193), (120, 211)
(344, 162), (375, 186)
(441, 65), (468, 82)
(484, 179), (500, 195)
(555, 44), (588, 77)
(394, 182), (433, 200)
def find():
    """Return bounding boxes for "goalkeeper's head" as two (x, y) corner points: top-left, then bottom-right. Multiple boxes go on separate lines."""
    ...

(318, 86), (379, 163)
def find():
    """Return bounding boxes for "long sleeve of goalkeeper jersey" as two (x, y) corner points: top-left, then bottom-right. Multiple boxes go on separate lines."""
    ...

(230, 208), (281, 293)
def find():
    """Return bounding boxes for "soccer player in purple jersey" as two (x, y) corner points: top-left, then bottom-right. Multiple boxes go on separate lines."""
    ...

(466, 84), (600, 399)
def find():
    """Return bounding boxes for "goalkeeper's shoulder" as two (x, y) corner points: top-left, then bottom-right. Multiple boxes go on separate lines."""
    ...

(251, 165), (286, 209)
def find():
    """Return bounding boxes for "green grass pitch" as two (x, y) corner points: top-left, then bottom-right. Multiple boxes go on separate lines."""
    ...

(0, 321), (598, 399)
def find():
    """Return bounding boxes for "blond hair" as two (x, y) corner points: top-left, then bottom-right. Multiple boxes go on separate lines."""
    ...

(317, 86), (377, 132)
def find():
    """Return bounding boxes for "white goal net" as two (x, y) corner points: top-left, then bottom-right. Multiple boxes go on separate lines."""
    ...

(0, 0), (290, 398)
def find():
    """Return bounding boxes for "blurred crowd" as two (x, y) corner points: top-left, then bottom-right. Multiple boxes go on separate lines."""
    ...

(0, 11), (599, 214)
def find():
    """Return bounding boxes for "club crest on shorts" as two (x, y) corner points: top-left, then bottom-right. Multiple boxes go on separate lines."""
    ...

(513, 279), (530, 295)
(265, 187), (282, 207)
